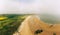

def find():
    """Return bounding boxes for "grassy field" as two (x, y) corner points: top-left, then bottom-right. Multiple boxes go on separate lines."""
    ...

(0, 14), (28, 35)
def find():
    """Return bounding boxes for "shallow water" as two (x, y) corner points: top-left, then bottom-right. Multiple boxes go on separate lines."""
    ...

(38, 14), (60, 24)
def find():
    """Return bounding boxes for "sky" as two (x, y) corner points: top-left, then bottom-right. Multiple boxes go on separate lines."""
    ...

(0, 0), (60, 15)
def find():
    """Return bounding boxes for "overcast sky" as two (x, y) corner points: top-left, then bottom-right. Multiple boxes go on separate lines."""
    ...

(0, 0), (60, 15)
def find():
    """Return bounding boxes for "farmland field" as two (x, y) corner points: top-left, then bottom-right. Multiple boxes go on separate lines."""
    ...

(0, 14), (28, 35)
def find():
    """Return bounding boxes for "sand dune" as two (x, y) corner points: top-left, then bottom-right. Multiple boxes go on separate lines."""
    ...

(13, 15), (60, 35)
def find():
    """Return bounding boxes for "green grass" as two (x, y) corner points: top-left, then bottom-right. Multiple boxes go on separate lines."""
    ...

(0, 14), (28, 35)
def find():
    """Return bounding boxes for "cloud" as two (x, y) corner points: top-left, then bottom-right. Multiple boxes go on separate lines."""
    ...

(0, 0), (43, 14)
(0, 0), (60, 15)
